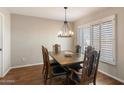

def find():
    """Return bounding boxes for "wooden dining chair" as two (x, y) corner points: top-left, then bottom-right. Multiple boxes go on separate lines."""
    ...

(42, 46), (69, 84)
(53, 44), (61, 53)
(42, 46), (46, 74)
(69, 49), (100, 85)
(69, 46), (94, 71)
(42, 46), (59, 74)
(42, 46), (57, 82)
(75, 45), (81, 53)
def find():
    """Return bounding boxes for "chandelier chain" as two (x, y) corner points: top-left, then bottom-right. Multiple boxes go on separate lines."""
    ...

(65, 7), (67, 22)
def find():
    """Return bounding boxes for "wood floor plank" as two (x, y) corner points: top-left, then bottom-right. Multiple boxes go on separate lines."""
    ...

(0, 65), (123, 85)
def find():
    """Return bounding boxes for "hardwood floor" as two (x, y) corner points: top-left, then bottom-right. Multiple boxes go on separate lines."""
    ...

(0, 65), (123, 85)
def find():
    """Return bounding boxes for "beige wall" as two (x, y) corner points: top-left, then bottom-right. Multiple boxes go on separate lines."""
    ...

(0, 8), (11, 77)
(74, 8), (124, 81)
(11, 14), (74, 67)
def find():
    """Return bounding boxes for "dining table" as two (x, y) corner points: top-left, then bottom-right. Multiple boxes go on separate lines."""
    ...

(49, 50), (84, 66)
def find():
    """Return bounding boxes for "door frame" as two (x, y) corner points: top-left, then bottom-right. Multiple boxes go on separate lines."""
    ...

(0, 12), (4, 77)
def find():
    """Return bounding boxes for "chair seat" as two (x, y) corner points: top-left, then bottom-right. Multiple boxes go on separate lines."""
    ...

(50, 60), (60, 66)
(52, 65), (68, 76)
(69, 63), (83, 71)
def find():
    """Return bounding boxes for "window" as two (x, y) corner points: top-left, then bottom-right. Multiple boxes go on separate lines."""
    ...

(76, 15), (116, 65)
(83, 26), (91, 52)
(77, 26), (83, 52)
(77, 26), (91, 53)
(92, 24), (100, 51)
(100, 20), (116, 64)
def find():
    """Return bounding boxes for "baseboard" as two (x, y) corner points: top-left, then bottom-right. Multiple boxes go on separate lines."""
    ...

(98, 69), (124, 83)
(0, 67), (11, 78)
(11, 63), (43, 69)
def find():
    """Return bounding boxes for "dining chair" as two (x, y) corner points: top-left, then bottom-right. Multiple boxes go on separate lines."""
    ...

(75, 45), (81, 53)
(69, 46), (94, 71)
(42, 46), (60, 74)
(42, 46), (46, 74)
(69, 49), (100, 85)
(53, 44), (61, 53)
(42, 46), (69, 84)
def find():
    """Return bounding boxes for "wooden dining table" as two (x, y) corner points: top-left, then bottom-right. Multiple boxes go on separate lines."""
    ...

(49, 50), (84, 66)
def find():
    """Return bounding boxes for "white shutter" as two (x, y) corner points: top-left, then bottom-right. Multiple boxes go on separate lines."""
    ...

(77, 26), (91, 53)
(77, 27), (81, 45)
(0, 16), (2, 49)
(92, 24), (100, 51)
(77, 27), (83, 52)
(82, 26), (91, 52)
(100, 20), (115, 64)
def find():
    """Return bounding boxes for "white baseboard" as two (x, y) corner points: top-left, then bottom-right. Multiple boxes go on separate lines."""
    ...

(11, 63), (43, 69)
(98, 69), (124, 83)
(0, 67), (11, 78)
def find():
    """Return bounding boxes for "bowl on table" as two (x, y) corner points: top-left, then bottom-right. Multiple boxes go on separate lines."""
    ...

(64, 51), (73, 57)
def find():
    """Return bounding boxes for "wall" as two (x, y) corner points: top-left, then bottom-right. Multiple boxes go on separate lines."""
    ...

(11, 14), (74, 67)
(0, 8), (11, 77)
(74, 8), (124, 81)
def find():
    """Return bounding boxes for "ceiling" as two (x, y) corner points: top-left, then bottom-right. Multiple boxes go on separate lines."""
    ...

(5, 7), (106, 22)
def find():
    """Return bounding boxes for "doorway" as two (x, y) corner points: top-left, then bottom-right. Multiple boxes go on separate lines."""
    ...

(0, 14), (3, 77)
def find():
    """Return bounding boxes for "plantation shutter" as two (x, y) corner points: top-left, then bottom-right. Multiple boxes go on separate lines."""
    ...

(100, 20), (115, 64)
(92, 24), (100, 51)
(82, 26), (91, 53)
(77, 27), (83, 52)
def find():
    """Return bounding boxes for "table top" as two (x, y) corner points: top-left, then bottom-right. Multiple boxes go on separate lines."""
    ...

(49, 51), (84, 66)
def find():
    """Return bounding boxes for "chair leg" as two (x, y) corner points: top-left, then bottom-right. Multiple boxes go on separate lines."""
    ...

(44, 72), (48, 85)
(49, 78), (53, 85)
(93, 80), (96, 85)
(44, 74), (47, 85)
(42, 65), (45, 74)
(66, 74), (69, 85)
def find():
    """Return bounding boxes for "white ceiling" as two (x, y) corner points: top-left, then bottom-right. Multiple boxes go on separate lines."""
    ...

(5, 7), (106, 21)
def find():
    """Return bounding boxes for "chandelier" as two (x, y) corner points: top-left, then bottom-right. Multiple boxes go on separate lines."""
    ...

(58, 7), (74, 37)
